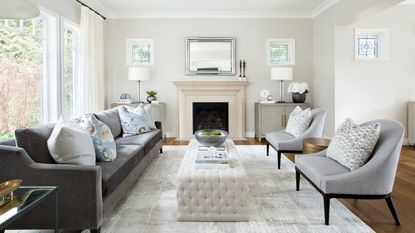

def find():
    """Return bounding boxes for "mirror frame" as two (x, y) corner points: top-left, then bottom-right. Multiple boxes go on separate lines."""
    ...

(185, 37), (236, 76)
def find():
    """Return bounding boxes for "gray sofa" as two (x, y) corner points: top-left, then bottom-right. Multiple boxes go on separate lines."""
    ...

(0, 107), (163, 232)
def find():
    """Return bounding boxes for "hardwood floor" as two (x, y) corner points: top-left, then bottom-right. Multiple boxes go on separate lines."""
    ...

(163, 138), (415, 233)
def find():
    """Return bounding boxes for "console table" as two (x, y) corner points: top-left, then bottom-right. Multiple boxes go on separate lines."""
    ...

(111, 102), (166, 138)
(254, 102), (310, 142)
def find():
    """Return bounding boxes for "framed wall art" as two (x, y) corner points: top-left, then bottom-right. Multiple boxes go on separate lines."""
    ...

(126, 39), (154, 66)
(267, 39), (295, 66)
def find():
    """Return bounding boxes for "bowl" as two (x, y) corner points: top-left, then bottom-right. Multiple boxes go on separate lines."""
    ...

(194, 129), (228, 147)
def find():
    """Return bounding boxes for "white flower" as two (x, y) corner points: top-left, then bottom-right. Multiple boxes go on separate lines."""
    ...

(287, 82), (309, 94)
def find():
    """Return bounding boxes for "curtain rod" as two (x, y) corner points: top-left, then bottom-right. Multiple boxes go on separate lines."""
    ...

(76, 0), (107, 20)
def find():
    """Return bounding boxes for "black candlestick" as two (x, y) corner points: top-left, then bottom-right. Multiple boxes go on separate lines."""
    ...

(242, 60), (246, 77)
(239, 60), (242, 77)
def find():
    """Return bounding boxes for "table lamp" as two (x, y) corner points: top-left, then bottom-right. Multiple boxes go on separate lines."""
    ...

(128, 67), (150, 103)
(271, 67), (293, 103)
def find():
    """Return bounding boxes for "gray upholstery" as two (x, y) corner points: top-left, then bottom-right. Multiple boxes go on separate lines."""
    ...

(116, 129), (162, 154)
(94, 107), (122, 138)
(0, 138), (16, 147)
(295, 119), (404, 195)
(99, 145), (144, 197)
(14, 124), (56, 164)
(266, 108), (326, 151)
(0, 107), (163, 231)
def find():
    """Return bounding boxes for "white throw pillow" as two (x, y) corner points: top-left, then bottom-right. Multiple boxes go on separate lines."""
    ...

(327, 118), (381, 171)
(47, 117), (96, 165)
(285, 106), (312, 137)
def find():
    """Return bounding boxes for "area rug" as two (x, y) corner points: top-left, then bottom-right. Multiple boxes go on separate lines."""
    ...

(101, 145), (374, 233)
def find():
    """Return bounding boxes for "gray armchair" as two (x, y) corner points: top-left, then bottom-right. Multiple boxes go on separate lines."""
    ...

(266, 108), (326, 169)
(295, 119), (404, 225)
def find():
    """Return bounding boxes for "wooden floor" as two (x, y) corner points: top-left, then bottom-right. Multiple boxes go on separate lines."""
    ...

(163, 138), (415, 233)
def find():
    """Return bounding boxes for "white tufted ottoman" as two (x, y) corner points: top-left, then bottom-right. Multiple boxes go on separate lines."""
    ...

(176, 139), (249, 221)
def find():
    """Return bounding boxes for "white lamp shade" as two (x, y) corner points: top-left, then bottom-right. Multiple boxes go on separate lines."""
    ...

(271, 67), (293, 81)
(0, 0), (40, 19)
(128, 67), (150, 81)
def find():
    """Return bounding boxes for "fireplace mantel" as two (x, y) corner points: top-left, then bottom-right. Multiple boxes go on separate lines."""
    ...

(173, 80), (248, 140)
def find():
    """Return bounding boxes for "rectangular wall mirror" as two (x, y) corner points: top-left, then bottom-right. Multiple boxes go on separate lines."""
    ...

(185, 37), (236, 76)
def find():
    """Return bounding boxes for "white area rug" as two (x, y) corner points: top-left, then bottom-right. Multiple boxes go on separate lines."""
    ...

(102, 145), (374, 233)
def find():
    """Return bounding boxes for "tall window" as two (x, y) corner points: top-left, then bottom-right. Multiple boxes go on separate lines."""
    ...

(63, 21), (79, 118)
(0, 18), (45, 140)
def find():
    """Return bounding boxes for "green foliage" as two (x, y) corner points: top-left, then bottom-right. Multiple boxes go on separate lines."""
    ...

(146, 90), (157, 96)
(0, 130), (14, 141)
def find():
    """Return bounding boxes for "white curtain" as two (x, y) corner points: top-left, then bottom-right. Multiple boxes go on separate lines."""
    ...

(75, 6), (104, 115)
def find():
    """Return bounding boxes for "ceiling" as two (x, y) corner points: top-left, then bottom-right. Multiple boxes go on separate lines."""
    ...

(84, 0), (340, 19)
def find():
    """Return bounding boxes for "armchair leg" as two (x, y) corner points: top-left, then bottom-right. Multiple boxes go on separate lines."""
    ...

(266, 142), (270, 156)
(385, 197), (400, 225)
(323, 195), (331, 225)
(91, 227), (101, 233)
(160, 147), (163, 153)
(296, 169), (300, 191)
(277, 151), (281, 169)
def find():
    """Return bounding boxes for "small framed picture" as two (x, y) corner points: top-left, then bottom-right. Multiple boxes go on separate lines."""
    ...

(267, 39), (295, 66)
(126, 39), (154, 66)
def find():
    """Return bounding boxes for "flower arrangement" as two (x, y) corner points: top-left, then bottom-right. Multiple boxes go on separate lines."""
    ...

(287, 82), (309, 94)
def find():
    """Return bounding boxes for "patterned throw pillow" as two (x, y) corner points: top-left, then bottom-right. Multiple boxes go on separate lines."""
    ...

(327, 118), (381, 171)
(118, 106), (151, 137)
(285, 106), (312, 137)
(79, 114), (117, 162)
(130, 104), (157, 130)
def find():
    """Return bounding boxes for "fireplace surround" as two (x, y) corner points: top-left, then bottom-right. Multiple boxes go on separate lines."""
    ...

(173, 80), (248, 140)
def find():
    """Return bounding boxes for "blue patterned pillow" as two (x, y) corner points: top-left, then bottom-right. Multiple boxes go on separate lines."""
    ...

(130, 104), (157, 130)
(119, 106), (151, 137)
(79, 114), (117, 162)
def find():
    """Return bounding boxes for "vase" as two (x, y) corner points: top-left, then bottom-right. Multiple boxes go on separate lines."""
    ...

(292, 93), (306, 103)
(146, 96), (157, 103)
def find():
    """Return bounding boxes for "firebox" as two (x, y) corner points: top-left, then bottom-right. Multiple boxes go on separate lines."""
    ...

(192, 102), (229, 133)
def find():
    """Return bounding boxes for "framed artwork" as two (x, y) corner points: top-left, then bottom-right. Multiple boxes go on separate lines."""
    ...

(267, 39), (295, 66)
(126, 39), (154, 66)
(355, 28), (389, 61)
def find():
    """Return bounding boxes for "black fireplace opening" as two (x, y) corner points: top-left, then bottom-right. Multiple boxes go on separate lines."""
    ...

(193, 102), (229, 133)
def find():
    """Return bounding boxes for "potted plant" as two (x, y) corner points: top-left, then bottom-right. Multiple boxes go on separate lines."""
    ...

(287, 82), (309, 103)
(146, 90), (158, 103)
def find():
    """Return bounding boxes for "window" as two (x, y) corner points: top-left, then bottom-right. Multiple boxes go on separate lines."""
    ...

(0, 17), (46, 140)
(267, 39), (295, 66)
(0, 9), (79, 140)
(355, 28), (390, 61)
(62, 21), (79, 118)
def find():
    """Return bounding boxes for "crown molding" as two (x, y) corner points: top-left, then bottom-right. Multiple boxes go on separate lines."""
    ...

(86, 0), (340, 19)
(311, 0), (340, 17)
(109, 11), (313, 19)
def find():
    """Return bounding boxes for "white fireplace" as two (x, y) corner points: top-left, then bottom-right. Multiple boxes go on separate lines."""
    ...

(173, 80), (248, 140)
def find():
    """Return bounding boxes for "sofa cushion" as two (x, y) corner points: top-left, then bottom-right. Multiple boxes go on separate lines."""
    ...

(98, 144), (145, 196)
(115, 129), (161, 154)
(15, 124), (56, 164)
(265, 130), (295, 150)
(295, 155), (349, 190)
(94, 108), (122, 138)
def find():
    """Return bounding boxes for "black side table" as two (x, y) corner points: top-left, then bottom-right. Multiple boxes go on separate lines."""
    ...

(0, 186), (58, 233)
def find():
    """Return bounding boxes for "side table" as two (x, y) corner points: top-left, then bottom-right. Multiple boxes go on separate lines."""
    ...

(0, 186), (58, 233)
(303, 137), (331, 154)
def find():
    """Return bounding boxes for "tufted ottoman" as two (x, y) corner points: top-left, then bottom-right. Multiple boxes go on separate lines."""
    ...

(176, 139), (249, 221)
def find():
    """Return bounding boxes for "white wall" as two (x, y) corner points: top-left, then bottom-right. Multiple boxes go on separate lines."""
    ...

(105, 19), (314, 137)
(313, 0), (402, 136)
(40, 0), (81, 23)
(335, 5), (415, 136)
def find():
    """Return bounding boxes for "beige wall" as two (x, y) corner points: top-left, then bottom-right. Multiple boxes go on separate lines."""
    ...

(105, 19), (314, 137)
(335, 5), (415, 137)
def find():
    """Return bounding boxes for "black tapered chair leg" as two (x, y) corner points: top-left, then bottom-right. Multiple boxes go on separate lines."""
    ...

(323, 195), (331, 225)
(277, 151), (281, 169)
(91, 227), (101, 233)
(385, 197), (400, 225)
(296, 169), (300, 191)
(266, 142), (270, 156)
(160, 147), (163, 153)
